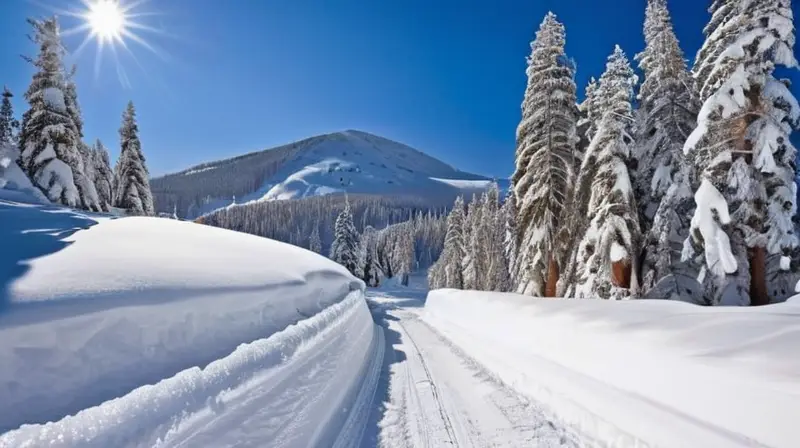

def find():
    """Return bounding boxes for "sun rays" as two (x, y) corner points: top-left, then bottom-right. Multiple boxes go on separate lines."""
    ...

(38, 0), (167, 88)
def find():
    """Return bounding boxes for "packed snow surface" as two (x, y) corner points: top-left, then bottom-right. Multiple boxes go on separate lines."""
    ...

(423, 290), (800, 448)
(364, 286), (578, 447)
(0, 196), (380, 447)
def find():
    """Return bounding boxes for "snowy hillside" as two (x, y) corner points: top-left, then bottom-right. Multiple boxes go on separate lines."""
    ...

(0, 196), (381, 446)
(151, 130), (499, 219)
(423, 290), (800, 448)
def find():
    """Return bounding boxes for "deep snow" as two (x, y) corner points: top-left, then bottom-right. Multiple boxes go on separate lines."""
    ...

(424, 289), (800, 448)
(0, 195), (379, 446)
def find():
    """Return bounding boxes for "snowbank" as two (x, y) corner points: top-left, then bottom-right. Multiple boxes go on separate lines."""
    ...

(1, 290), (380, 447)
(0, 198), (364, 432)
(424, 290), (800, 448)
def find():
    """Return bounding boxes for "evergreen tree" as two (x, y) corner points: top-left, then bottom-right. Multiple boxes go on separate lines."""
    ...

(62, 68), (101, 211)
(308, 224), (322, 254)
(634, 0), (699, 239)
(578, 77), (600, 148)
(330, 199), (361, 276)
(92, 139), (114, 211)
(18, 18), (97, 210)
(635, 0), (702, 297)
(360, 226), (382, 287)
(428, 259), (445, 289)
(0, 87), (19, 147)
(441, 196), (466, 289)
(484, 184), (511, 291)
(462, 194), (480, 289)
(565, 45), (641, 299)
(114, 101), (154, 215)
(511, 13), (578, 296)
(502, 187), (519, 288)
(393, 223), (415, 286)
(683, 0), (799, 306)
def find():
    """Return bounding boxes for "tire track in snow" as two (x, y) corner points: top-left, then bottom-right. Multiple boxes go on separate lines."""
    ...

(396, 317), (459, 446)
(370, 289), (577, 448)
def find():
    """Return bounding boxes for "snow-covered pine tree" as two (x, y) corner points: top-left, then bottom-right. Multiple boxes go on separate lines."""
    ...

(634, 0), (699, 232)
(427, 260), (444, 289)
(309, 224), (322, 254)
(394, 223), (415, 286)
(484, 183), (511, 291)
(683, 0), (799, 306)
(566, 45), (641, 300)
(511, 12), (578, 296)
(635, 0), (702, 297)
(0, 87), (19, 147)
(330, 198), (362, 277)
(62, 63), (100, 211)
(360, 226), (382, 287)
(441, 195), (467, 289)
(19, 18), (97, 210)
(502, 187), (519, 286)
(462, 194), (480, 289)
(578, 77), (600, 150)
(92, 139), (114, 211)
(114, 101), (154, 215)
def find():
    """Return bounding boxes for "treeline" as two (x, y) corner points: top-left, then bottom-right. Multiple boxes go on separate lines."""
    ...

(0, 17), (155, 216)
(434, 1), (799, 306)
(429, 184), (510, 292)
(199, 193), (448, 258)
(327, 198), (448, 286)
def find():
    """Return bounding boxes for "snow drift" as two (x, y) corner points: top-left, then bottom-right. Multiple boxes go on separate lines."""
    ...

(424, 290), (800, 448)
(1, 290), (380, 447)
(0, 197), (366, 434)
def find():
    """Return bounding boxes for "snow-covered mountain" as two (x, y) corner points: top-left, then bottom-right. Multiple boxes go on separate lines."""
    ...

(151, 130), (505, 219)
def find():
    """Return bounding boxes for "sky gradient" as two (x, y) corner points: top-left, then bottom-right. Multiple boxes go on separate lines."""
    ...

(0, 0), (797, 178)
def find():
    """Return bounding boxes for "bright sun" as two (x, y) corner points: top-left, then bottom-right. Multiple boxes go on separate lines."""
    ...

(86, 0), (126, 41)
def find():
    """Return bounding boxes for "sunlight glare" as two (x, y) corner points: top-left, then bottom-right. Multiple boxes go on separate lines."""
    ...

(86, 0), (125, 41)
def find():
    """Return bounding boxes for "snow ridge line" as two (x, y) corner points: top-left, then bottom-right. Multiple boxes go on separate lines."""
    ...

(0, 290), (367, 448)
(332, 324), (385, 448)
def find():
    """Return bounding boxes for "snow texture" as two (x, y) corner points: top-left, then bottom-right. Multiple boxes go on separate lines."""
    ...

(41, 87), (66, 113)
(691, 179), (738, 276)
(424, 289), (800, 448)
(0, 198), (368, 437)
(0, 143), (49, 204)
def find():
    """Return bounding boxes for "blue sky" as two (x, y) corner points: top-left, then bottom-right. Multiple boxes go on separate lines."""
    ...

(0, 0), (797, 178)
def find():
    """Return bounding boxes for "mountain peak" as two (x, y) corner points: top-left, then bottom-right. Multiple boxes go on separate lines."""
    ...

(151, 131), (494, 218)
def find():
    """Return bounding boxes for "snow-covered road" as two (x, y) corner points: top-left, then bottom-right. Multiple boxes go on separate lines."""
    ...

(365, 289), (578, 448)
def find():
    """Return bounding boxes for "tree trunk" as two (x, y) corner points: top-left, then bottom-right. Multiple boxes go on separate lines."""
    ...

(544, 254), (559, 297)
(750, 246), (769, 306)
(611, 259), (631, 289)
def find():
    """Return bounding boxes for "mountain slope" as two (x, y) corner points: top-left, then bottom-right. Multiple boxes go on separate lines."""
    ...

(151, 130), (499, 218)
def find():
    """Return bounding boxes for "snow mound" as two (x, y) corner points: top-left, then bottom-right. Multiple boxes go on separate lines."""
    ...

(0, 199), (365, 433)
(424, 290), (800, 448)
(1, 290), (379, 447)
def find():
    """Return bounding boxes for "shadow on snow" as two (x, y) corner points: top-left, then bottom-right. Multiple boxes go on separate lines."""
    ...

(0, 199), (101, 311)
